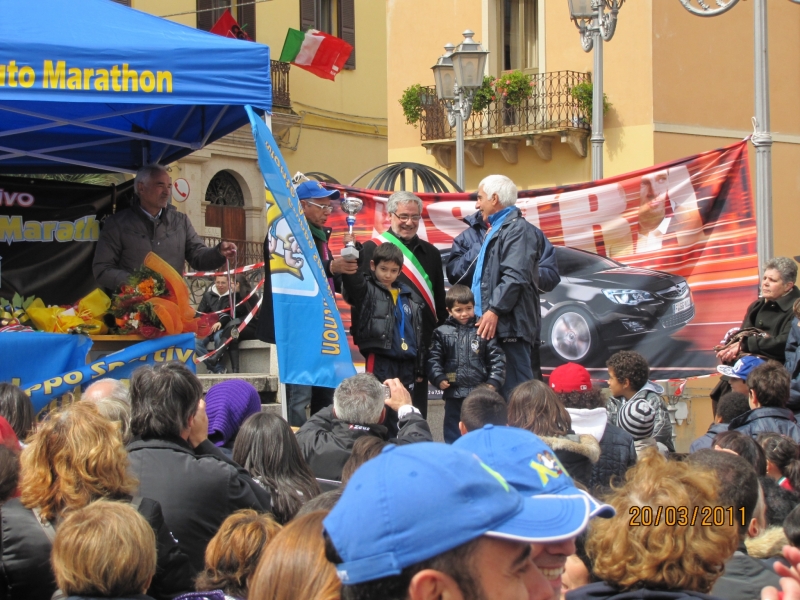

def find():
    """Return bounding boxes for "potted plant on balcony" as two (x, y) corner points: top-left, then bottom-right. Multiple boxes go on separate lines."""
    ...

(570, 81), (611, 126)
(400, 83), (424, 128)
(493, 70), (534, 128)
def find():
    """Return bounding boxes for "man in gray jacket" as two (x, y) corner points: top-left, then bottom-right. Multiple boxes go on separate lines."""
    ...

(472, 174), (542, 398)
(93, 164), (236, 291)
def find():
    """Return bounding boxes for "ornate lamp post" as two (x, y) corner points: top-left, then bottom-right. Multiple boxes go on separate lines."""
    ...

(432, 30), (489, 190)
(568, 0), (625, 181)
(678, 0), (800, 272)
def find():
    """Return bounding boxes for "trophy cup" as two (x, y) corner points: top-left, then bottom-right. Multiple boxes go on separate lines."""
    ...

(340, 196), (363, 260)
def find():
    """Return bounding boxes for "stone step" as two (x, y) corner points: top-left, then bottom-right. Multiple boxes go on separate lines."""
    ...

(197, 373), (279, 400)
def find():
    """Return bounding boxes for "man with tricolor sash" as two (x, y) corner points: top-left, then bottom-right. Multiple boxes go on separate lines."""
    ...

(359, 191), (448, 417)
(473, 175), (542, 398)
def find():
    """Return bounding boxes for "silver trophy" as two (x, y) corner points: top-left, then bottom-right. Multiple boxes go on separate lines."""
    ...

(340, 195), (363, 260)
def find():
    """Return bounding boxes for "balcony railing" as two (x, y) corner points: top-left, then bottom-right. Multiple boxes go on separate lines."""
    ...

(420, 70), (591, 143)
(271, 60), (291, 109)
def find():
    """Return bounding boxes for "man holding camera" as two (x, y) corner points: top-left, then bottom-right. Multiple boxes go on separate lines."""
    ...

(296, 373), (433, 482)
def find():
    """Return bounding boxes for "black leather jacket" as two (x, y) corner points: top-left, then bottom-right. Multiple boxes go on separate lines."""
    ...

(427, 316), (505, 398)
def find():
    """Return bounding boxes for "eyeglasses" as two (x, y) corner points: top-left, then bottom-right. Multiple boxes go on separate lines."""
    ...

(303, 200), (333, 212)
(392, 213), (421, 223)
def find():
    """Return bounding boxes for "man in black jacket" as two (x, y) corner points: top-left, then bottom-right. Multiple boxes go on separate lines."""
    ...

(284, 181), (360, 426)
(126, 362), (271, 574)
(296, 373), (433, 482)
(730, 361), (800, 442)
(195, 273), (233, 374)
(472, 175), (542, 398)
(359, 191), (448, 418)
(446, 209), (560, 380)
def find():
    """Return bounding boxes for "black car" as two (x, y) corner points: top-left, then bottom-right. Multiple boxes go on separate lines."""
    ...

(541, 246), (694, 363)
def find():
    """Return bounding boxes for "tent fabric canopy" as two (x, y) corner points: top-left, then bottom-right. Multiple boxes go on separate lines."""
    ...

(0, 0), (272, 173)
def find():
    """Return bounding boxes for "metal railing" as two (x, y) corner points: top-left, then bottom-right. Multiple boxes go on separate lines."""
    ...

(271, 60), (291, 108)
(419, 70), (591, 142)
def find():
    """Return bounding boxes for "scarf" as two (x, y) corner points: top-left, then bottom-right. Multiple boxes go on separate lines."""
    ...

(307, 223), (335, 293)
(471, 207), (514, 317)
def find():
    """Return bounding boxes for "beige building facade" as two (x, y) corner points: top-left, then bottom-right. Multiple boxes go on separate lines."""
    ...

(129, 0), (388, 254)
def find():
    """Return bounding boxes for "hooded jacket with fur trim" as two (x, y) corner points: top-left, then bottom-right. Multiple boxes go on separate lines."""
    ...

(541, 433), (601, 487)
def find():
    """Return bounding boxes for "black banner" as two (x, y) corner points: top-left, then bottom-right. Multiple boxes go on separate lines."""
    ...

(0, 177), (133, 306)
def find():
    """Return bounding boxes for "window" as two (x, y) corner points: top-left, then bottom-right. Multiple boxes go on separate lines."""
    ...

(197, 0), (257, 41)
(501, 0), (538, 72)
(301, 0), (355, 69)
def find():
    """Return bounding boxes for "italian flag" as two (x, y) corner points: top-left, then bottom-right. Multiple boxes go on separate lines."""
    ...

(279, 29), (353, 81)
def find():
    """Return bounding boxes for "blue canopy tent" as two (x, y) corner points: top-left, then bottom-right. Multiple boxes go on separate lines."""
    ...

(0, 0), (271, 173)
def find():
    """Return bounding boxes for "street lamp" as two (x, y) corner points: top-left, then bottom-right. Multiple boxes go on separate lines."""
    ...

(432, 30), (489, 190)
(678, 0), (800, 273)
(568, 0), (625, 181)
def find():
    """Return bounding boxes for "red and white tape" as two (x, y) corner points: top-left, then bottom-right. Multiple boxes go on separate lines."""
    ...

(195, 294), (263, 364)
(184, 262), (265, 278)
(203, 278), (265, 317)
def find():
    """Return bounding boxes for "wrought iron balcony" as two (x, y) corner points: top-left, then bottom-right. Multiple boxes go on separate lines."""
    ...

(419, 70), (592, 166)
(271, 60), (291, 109)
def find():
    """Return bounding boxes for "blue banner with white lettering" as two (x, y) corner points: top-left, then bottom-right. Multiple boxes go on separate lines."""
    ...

(246, 105), (355, 387)
(15, 333), (195, 413)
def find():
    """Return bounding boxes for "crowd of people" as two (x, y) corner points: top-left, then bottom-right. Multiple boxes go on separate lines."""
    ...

(8, 168), (800, 599)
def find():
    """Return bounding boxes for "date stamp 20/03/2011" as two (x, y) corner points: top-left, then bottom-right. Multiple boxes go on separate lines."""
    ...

(629, 506), (746, 527)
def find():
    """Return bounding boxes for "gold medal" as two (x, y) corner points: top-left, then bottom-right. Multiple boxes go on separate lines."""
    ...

(401, 340), (408, 351)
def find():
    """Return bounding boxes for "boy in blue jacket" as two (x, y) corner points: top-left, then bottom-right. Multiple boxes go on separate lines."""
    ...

(427, 284), (506, 443)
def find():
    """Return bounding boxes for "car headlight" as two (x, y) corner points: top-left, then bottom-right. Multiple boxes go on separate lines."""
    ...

(602, 289), (654, 305)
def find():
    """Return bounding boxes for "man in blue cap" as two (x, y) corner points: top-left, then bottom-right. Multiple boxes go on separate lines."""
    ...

(285, 181), (359, 426)
(455, 425), (614, 598)
(324, 439), (605, 600)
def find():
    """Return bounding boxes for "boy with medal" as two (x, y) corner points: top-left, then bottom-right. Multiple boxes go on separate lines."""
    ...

(342, 243), (426, 401)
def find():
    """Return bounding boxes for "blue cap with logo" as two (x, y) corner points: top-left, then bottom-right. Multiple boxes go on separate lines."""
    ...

(295, 180), (340, 200)
(455, 425), (615, 528)
(717, 355), (765, 380)
(323, 441), (579, 585)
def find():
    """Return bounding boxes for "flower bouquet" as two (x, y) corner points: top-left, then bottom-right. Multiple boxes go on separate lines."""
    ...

(23, 288), (111, 335)
(110, 252), (199, 338)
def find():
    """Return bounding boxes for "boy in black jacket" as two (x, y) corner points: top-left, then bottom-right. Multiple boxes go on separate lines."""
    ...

(428, 285), (505, 443)
(342, 243), (425, 391)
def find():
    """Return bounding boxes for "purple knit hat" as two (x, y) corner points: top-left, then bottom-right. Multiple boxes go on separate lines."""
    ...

(205, 380), (262, 447)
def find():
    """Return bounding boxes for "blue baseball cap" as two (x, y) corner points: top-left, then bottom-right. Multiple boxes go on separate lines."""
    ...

(717, 355), (765, 380)
(295, 180), (340, 200)
(455, 425), (615, 524)
(323, 442), (574, 585)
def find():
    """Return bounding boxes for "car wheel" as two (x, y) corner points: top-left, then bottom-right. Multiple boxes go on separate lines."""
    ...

(547, 307), (598, 363)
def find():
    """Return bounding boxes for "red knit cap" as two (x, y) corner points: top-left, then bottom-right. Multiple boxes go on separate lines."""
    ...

(549, 363), (592, 393)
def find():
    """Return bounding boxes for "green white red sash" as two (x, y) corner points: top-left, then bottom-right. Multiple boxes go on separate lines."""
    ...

(375, 231), (436, 315)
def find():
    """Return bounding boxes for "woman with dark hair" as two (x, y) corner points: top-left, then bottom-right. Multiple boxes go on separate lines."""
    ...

(232, 412), (320, 523)
(713, 430), (768, 476)
(508, 380), (600, 486)
(0, 402), (193, 600)
(0, 383), (34, 443)
(759, 433), (800, 491)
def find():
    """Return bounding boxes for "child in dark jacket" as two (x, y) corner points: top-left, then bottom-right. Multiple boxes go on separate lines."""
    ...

(427, 285), (505, 443)
(342, 243), (425, 389)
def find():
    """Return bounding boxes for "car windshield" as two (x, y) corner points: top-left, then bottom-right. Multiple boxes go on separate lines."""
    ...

(555, 247), (620, 277)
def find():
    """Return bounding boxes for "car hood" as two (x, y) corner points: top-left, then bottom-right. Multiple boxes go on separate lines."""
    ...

(570, 266), (684, 291)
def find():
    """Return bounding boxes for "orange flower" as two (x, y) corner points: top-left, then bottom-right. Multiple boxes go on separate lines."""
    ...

(136, 278), (155, 297)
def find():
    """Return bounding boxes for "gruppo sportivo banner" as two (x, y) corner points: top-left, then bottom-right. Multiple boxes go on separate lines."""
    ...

(246, 105), (356, 388)
(318, 140), (756, 380)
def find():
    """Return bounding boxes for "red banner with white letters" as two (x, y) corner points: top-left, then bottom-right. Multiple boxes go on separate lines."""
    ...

(318, 140), (755, 380)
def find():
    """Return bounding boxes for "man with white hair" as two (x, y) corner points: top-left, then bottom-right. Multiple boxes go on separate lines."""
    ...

(295, 373), (432, 481)
(473, 174), (542, 398)
(93, 163), (236, 292)
(358, 191), (448, 418)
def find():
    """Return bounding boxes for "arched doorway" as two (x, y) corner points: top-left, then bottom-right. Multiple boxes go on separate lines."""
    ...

(204, 170), (246, 244)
